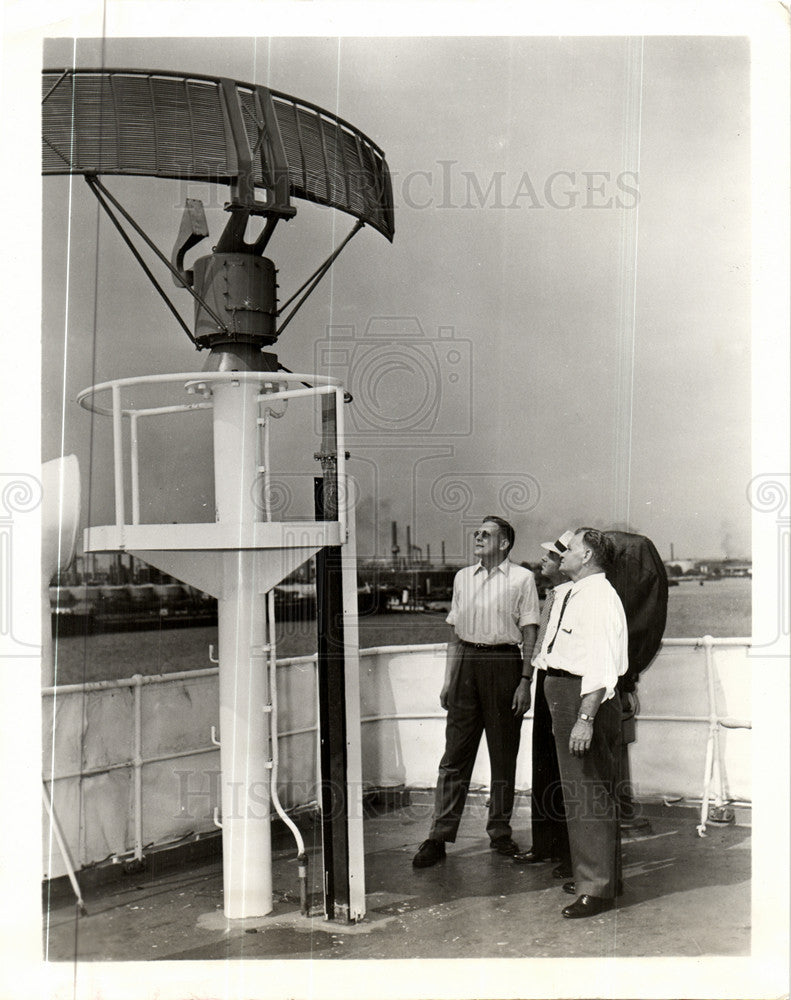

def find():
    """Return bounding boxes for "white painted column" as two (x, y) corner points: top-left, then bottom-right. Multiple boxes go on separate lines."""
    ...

(340, 497), (366, 920)
(212, 378), (272, 918)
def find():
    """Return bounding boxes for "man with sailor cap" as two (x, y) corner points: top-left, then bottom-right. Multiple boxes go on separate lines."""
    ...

(412, 515), (540, 867)
(534, 527), (628, 918)
(512, 531), (575, 875)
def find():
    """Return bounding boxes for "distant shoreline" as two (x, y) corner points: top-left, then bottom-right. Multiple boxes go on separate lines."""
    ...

(49, 578), (751, 686)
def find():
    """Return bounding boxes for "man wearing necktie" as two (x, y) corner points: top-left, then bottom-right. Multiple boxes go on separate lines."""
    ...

(412, 515), (540, 867)
(535, 527), (628, 918)
(513, 531), (574, 873)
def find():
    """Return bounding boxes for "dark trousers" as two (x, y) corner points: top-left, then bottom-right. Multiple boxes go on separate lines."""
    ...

(430, 643), (523, 842)
(530, 670), (571, 862)
(545, 674), (622, 898)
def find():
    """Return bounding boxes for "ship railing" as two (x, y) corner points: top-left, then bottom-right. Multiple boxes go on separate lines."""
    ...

(42, 636), (753, 880)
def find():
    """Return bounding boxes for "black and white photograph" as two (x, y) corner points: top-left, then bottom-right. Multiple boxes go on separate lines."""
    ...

(1, 2), (789, 999)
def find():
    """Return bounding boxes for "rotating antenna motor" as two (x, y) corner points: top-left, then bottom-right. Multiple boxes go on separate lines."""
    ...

(171, 196), (282, 372)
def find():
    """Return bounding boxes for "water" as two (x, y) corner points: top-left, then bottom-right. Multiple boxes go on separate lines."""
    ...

(51, 577), (751, 686)
(665, 576), (751, 640)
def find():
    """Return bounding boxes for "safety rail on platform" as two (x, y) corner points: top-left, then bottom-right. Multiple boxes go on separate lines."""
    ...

(42, 636), (753, 881)
(76, 370), (348, 539)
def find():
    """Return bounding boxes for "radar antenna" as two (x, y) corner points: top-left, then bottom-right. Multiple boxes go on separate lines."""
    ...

(43, 67), (394, 369)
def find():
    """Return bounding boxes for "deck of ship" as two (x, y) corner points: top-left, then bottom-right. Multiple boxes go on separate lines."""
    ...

(44, 792), (750, 964)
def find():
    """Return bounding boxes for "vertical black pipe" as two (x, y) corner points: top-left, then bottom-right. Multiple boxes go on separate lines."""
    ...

(314, 476), (351, 922)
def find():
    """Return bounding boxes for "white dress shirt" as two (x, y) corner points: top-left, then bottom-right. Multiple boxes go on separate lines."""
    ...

(446, 559), (540, 645)
(532, 572), (627, 700)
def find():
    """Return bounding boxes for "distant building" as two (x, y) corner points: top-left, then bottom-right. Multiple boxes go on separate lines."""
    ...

(664, 559), (752, 579)
(708, 560), (752, 578)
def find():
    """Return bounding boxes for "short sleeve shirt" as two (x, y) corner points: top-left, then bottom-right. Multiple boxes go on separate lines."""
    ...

(446, 559), (540, 645)
(532, 572), (627, 699)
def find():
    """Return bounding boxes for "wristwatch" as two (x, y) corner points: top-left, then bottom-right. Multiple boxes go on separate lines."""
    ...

(577, 712), (594, 723)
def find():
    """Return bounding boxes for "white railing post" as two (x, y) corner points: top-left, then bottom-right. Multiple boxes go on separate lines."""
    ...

(130, 413), (140, 526)
(133, 674), (144, 862)
(111, 382), (125, 530)
(697, 635), (718, 836)
(42, 782), (86, 916)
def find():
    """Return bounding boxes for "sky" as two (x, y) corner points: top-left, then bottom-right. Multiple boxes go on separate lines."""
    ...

(39, 33), (754, 566)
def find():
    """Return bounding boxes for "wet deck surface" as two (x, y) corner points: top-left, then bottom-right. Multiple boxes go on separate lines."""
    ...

(43, 795), (750, 962)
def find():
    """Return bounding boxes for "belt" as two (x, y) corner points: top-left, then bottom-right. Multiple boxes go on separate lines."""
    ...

(545, 667), (579, 679)
(461, 640), (519, 651)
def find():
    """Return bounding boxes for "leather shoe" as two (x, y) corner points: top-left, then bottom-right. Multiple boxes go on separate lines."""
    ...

(562, 894), (615, 919)
(563, 879), (623, 896)
(412, 838), (446, 868)
(512, 848), (547, 864)
(552, 861), (573, 879)
(489, 836), (520, 856)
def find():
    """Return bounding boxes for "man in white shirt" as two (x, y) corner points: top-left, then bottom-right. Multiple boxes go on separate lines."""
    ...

(412, 516), (540, 868)
(535, 527), (628, 918)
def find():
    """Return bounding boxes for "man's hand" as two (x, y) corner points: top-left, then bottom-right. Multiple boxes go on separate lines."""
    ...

(440, 684), (451, 711)
(569, 717), (594, 757)
(512, 677), (532, 716)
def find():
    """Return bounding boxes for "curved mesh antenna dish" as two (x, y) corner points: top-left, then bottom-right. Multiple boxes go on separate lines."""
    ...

(42, 68), (394, 241)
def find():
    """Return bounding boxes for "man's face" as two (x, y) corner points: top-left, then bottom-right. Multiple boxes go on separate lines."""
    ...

(473, 520), (505, 562)
(559, 531), (587, 578)
(540, 550), (565, 583)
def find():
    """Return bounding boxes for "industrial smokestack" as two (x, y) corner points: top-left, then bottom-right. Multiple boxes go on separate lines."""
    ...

(406, 526), (412, 567)
(426, 543), (431, 564)
(391, 521), (399, 568)
(441, 540), (446, 565)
